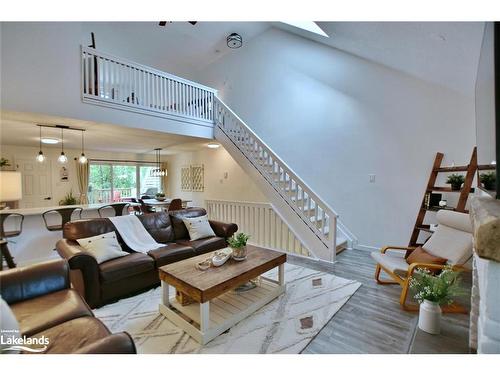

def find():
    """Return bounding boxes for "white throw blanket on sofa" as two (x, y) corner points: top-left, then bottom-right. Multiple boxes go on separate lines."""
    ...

(109, 215), (163, 253)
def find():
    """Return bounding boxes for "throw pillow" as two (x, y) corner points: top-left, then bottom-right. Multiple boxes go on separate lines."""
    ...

(76, 231), (129, 264)
(182, 215), (216, 241)
(406, 246), (447, 265)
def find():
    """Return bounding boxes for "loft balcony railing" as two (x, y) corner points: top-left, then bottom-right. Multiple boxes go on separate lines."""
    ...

(81, 46), (217, 127)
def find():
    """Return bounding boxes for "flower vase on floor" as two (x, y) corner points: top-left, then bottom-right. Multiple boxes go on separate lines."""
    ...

(418, 300), (442, 334)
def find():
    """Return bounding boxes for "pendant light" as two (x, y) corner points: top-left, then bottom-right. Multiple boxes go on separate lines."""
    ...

(78, 130), (87, 164)
(58, 128), (68, 164)
(36, 125), (46, 162)
(150, 148), (167, 177)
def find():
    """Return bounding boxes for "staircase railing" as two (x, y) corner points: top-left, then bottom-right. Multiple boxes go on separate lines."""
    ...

(206, 199), (311, 258)
(214, 98), (338, 257)
(81, 46), (216, 126)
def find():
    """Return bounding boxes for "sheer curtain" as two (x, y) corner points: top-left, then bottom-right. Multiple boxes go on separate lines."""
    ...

(76, 160), (90, 204)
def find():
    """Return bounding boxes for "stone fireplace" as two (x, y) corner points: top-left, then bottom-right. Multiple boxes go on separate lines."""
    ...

(469, 196), (500, 353)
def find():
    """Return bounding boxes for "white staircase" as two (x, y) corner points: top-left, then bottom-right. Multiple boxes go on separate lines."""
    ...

(80, 46), (354, 263)
(214, 98), (343, 262)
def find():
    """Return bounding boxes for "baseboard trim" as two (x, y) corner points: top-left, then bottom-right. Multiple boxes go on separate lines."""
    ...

(354, 244), (380, 252)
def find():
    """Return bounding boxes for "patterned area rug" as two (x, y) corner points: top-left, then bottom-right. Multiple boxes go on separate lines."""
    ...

(93, 264), (361, 354)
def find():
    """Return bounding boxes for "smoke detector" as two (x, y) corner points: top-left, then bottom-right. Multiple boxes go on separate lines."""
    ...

(227, 33), (242, 49)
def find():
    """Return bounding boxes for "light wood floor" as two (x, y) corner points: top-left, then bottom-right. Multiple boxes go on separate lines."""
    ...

(289, 248), (471, 354)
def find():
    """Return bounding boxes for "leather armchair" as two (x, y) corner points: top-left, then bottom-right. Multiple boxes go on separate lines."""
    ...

(0, 259), (136, 354)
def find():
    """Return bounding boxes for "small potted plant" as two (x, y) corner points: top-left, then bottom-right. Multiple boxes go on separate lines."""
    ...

(227, 232), (250, 261)
(446, 174), (465, 191)
(480, 172), (496, 191)
(155, 192), (166, 201)
(409, 266), (464, 334)
(59, 190), (78, 206)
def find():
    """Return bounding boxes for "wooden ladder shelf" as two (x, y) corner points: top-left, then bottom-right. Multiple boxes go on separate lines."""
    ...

(409, 147), (478, 248)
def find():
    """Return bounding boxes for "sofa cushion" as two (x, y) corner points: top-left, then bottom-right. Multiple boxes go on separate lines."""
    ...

(10, 289), (93, 337)
(148, 244), (196, 267)
(137, 211), (175, 243)
(28, 316), (110, 354)
(169, 207), (208, 240)
(99, 253), (155, 283)
(177, 236), (227, 255)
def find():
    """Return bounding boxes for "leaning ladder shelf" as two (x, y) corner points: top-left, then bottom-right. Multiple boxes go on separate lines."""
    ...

(408, 147), (478, 249)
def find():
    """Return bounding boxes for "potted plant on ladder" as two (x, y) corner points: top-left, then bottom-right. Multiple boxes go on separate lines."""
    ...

(409, 266), (464, 334)
(446, 174), (465, 191)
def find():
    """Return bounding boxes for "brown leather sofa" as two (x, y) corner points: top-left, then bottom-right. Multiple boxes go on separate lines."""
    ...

(56, 207), (237, 308)
(0, 259), (136, 354)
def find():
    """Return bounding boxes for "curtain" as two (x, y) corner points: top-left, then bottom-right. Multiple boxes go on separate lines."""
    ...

(161, 162), (168, 195)
(76, 160), (90, 204)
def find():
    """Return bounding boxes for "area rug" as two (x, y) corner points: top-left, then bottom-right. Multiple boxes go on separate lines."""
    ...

(93, 264), (361, 354)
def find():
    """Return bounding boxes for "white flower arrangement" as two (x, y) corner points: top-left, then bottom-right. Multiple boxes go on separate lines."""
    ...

(409, 266), (464, 305)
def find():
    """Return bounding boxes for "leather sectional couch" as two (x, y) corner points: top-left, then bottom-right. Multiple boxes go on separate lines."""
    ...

(0, 259), (136, 354)
(56, 208), (237, 308)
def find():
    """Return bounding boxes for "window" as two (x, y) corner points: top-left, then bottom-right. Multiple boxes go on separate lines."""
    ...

(88, 162), (161, 203)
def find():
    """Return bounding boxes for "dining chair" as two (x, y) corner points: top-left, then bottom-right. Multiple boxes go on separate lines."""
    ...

(168, 198), (183, 211)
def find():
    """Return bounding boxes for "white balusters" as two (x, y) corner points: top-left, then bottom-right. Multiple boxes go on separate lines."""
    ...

(81, 46), (216, 124)
(206, 200), (311, 258)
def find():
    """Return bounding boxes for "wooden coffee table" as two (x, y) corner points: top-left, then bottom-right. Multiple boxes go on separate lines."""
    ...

(158, 245), (286, 344)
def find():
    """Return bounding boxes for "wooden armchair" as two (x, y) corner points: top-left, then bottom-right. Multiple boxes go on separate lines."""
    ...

(371, 210), (473, 312)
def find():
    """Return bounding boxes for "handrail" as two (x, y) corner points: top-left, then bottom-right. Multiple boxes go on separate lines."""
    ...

(81, 46), (217, 125)
(214, 97), (337, 250)
(81, 46), (217, 93)
(214, 98), (339, 217)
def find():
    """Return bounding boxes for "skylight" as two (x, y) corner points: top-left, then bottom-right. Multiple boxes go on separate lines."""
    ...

(280, 22), (329, 37)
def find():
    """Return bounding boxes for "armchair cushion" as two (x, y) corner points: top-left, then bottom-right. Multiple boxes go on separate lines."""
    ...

(424, 225), (473, 265)
(0, 259), (70, 305)
(74, 332), (136, 354)
(99, 253), (155, 283)
(28, 316), (110, 354)
(371, 252), (409, 277)
(10, 289), (92, 337)
(406, 246), (447, 266)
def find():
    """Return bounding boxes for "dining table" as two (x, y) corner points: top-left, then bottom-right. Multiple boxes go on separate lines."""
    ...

(142, 198), (192, 211)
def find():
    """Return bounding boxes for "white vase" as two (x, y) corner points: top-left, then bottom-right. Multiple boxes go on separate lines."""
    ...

(418, 300), (442, 334)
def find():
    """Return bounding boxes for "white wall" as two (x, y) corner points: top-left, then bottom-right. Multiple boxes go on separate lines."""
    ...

(195, 28), (477, 249)
(0, 144), (157, 206)
(165, 146), (267, 207)
(0, 22), (213, 139)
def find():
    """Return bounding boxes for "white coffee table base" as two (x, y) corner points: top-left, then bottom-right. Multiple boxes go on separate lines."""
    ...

(159, 264), (285, 345)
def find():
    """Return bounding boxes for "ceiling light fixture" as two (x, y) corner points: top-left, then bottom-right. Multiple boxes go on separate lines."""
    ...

(150, 148), (167, 177)
(40, 138), (59, 144)
(280, 22), (329, 37)
(207, 143), (220, 149)
(36, 126), (46, 163)
(227, 33), (243, 49)
(78, 130), (87, 164)
(58, 128), (68, 164)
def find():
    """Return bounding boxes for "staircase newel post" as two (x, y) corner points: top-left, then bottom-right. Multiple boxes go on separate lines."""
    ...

(330, 214), (337, 262)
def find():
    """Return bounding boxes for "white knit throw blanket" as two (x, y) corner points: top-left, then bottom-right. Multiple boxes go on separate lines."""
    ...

(108, 215), (163, 253)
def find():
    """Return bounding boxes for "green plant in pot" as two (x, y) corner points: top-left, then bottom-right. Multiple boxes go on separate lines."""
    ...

(227, 232), (250, 261)
(0, 158), (11, 168)
(409, 266), (465, 335)
(480, 172), (496, 191)
(446, 174), (465, 191)
(155, 192), (166, 201)
(59, 190), (78, 206)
